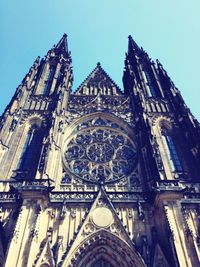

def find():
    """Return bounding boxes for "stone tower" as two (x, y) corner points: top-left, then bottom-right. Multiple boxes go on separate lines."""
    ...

(0, 34), (199, 267)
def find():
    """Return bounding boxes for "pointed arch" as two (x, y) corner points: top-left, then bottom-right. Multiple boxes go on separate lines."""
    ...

(14, 115), (45, 179)
(34, 61), (56, 96)
(64, 229), (146, 267)
(142, 65), (161, 98)
(152, 116), (184, 180)
(91, 258), (113, 267)
(159, 119), (183, 173)
(62, 111), (135, 141)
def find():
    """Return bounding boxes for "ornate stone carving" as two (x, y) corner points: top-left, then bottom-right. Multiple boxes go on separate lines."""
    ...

(63, 125), (137, 184)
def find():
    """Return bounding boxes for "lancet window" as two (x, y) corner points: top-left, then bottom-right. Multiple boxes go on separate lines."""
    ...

(143, 67), (161, 98)
(43, 65), (55, 95)
(161, 134), (183, 172)
(17, 124), (43, 178)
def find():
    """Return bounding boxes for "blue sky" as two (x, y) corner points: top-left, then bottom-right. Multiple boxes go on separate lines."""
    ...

(1, 1), (200, 120)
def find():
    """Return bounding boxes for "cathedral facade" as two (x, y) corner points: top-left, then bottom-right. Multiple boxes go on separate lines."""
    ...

(0, 34), (199, 267)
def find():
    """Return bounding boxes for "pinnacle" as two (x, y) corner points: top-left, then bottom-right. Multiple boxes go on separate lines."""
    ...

(128, 35), (140, 50)
(56, 34), (68, 48)
(54, 33), (70, 58)
(127, 35), (144, 58)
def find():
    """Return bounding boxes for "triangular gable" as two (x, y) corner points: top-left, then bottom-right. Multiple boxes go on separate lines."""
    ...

(75, 63), (123, 96)
(59, 188), (141, 266)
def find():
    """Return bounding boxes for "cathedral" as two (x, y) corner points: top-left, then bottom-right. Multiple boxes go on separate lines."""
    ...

(0, 34), (199, 267)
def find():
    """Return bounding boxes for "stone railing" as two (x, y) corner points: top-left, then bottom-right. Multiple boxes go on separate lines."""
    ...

(60, 184), (98, 192)
(17, 179), (51, 192)
(50, 190), (146, 203)
(68, 95), (130, 111)
(0, 179), (51, 192)
(156, 180), (181, 191)
(0, 192), (20, 203)
(156, 180), (200, 194)
(50, 192), (97, 203)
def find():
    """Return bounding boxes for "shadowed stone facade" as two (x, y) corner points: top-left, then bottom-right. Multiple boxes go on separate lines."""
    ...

(0, 34), (199, 267)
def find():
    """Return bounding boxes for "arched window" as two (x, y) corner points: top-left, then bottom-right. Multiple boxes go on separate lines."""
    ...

(17, 124), (44, 179)
(17, 128), (33, 169)
(161, 133), (183, 172)
(43, 66), (55, 95)
(92, 259), (113, 267)
(143, 68), (161, 98)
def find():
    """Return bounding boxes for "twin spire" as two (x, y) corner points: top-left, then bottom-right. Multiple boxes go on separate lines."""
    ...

(54, 33), (142, 58)
(50, 34), (146, 94)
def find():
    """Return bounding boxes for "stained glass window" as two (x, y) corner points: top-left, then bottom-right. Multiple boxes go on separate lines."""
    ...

(162, 134), (183, 172)
(17, 130), (33, 169)
(17, 125), (43, 178)
(64, 127), (137, 184)
(144, 68), (161, 98)
(43, 66), (55, 95)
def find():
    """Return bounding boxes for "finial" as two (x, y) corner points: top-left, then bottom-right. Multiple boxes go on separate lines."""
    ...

(33, 56), (40, 66)
(97, 62), (101, 66)
(127, 35), (142, 56)
(54, 34), (70, 58)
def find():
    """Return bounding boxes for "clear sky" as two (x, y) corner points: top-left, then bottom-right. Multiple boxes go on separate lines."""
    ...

(1, 1), (200, 120)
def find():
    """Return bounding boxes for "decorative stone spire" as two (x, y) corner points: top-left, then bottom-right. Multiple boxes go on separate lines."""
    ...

(53, 33), (70, 59)
(128, 35), (141, 55)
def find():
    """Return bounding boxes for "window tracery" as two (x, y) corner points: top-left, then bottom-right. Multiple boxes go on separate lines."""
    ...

(63, 122), (137, 184)
(143, 67), (161, 98)
(158, 120), (183, 175)
(43, 66), (55, 95)
(15, 121), (44, 180)
(17, 125), (42, 170)
(161, 134), (183, 172)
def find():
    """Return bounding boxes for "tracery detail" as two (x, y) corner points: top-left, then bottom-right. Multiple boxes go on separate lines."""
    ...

(63, 125), (137, 184)
(64, 124), (136, 183)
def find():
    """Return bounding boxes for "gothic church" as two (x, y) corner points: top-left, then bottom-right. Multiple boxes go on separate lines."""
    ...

(0, 34), (199, 267)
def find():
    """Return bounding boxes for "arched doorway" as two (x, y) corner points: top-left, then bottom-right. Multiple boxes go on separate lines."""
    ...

(65, 230), (146, 267)
(92, 258), (113, 267)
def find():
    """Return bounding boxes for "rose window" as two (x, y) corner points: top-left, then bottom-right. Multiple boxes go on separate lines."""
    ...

(63, 127), (137, 184)
(87, 143), (114, 163)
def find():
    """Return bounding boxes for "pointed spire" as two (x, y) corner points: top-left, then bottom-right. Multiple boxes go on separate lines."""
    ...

(54, 33), (69, 58)
(128, 35), (141, 55)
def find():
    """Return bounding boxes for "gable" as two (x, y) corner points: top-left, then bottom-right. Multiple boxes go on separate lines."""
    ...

(75, 63), (123, 96)
(58, 189), (146, 267)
